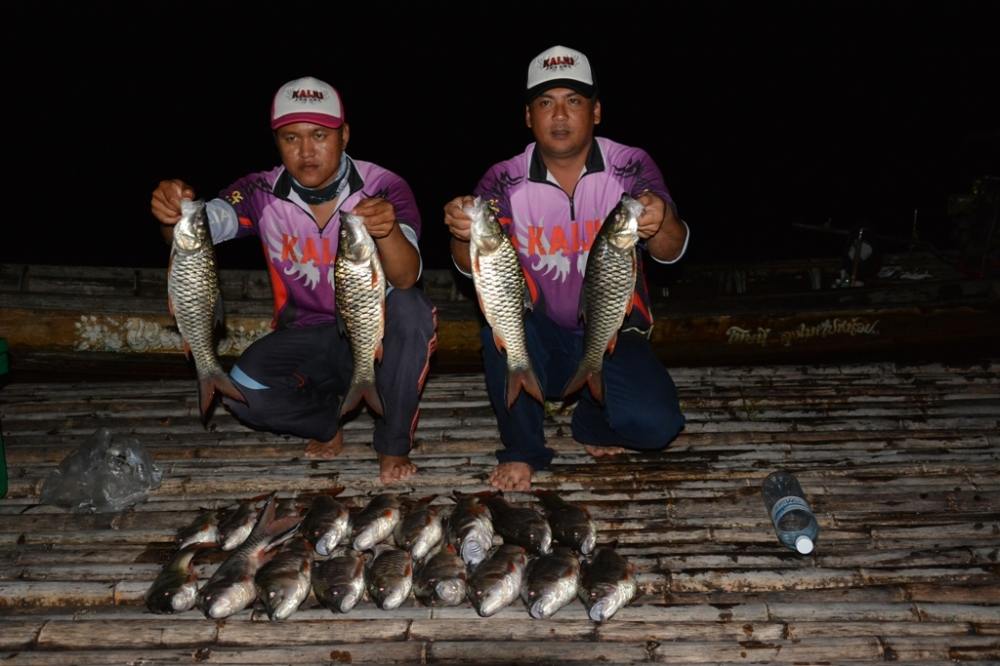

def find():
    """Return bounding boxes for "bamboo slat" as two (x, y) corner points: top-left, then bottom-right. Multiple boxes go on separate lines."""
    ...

(0, 359), (998, 663)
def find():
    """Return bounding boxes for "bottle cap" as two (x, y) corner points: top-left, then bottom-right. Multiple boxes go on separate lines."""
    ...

(795, 535), (814, 554)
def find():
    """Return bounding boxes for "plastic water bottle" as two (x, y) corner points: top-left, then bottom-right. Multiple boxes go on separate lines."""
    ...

(762, 470), (819, 554)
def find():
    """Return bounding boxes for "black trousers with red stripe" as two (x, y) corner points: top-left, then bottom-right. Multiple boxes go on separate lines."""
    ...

(222, 288), (436, 456)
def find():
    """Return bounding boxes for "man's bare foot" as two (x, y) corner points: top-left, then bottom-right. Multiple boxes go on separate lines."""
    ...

(488, 462), (533, 491)
(304, 430), (344, 459)
(379, 454), (417, 484)
(584, 444), (627, 458)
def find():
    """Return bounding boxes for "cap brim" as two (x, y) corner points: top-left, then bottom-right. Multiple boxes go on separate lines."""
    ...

(271, 112), (344, 130)
(526, 79), (597, 103)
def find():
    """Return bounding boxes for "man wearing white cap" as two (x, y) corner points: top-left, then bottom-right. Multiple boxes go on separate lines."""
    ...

(444, 46), (689, 491)
(151, 76), (436, 484)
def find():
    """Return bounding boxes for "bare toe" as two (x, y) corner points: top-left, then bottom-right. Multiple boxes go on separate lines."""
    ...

(305, 431), (344, 459)
(584, 444), (627, 458)
(379, 454), (417, 484)
(489, 462), (532, 491)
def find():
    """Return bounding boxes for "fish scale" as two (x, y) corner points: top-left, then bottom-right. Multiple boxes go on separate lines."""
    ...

(563, 195), (643, 403)
(168, 199), (244, 420)
(466, 198), (543, 407)
(334, 212), (386, 417)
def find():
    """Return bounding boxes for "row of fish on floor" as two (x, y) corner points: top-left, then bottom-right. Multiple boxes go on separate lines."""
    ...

(145, 490), (636, 622)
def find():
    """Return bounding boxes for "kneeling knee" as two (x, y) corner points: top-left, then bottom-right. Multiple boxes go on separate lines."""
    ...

(618, 409), (685, 448)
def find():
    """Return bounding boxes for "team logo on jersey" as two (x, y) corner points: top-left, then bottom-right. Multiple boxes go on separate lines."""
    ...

(227, 190), (244, 205)
(510, 218), (602, 284)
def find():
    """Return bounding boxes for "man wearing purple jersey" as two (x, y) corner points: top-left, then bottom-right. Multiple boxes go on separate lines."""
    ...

(152, 76), (436, 484)
(444, 46), (688, 490)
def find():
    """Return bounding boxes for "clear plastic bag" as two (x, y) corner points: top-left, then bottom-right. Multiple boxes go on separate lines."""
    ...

(41, 427), (163, 513)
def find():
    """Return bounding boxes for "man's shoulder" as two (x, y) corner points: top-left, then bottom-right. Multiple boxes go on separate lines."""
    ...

(478, 144), (532, 193)
(350, 159), (408, 187)
(489, 143), (533, 173)
(596, 137), (660, 183)
(596, 137), (650, 162)
(221, 166), (283, 205)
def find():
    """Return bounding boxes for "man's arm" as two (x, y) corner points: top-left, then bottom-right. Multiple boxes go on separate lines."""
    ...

(151, 179), (195, 243)
(444, 196), (476, 275)
(353, 197), (420, 289)
(639, 192), (689, 263)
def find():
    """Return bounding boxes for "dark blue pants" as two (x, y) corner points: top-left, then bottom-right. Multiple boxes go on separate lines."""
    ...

(223, 289), (436, 456)
(481, 310), (685, 470)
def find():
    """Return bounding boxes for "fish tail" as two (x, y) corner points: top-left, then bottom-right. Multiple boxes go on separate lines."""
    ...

(562, 364), (592, 401)
(340, 381), (384, 418)
(506, 367), (544, 409)
(198, 371), (246, 423)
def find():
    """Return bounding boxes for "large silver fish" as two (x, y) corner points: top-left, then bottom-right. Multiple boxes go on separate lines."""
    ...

(562, 195), (643, 403)
(481, 493), (552, 556)
(312, 549), (367, 613)
(167, 199), (245, 421)
(301, 493), (352, 557)
(465, 197), (543, 408)
(254, 536), (312, 621)
(468, 544), (528, 617)
(394, 496), (443, 562)
(414, 543), (467, 607)
(218, 498), (262, 552)
(175, 509), (220, 550)
(195, 497), (300, 619)
(579, 547), (637, 622)
(448, 491), (494, 567)
(367, 545), (413, 610)
(144, 543), (214, 614)
(534, 490), (597, 555)
(334, 212), (386, 418)
(522, 547), (580, 619)
(352, 494), (402, 551)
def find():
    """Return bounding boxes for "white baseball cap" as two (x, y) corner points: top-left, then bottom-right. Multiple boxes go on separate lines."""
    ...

(271, 76), (345, 130)
(526, 45), (597, 102)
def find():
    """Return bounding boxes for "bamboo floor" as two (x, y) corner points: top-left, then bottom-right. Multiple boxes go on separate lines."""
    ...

(1, 361), (998, 664)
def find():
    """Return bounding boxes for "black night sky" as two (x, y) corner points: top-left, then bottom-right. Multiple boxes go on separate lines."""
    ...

(4, 1), (998, 271)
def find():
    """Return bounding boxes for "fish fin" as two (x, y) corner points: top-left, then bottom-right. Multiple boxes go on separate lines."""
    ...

(521, 266), (538, 309)
(214, 371), (246, 404)
(197, 377), (214, 425)
(336, 312), (347, 338)
(627, 290), (641, 317)
(587, 370), (605, 404)
(370, 259), (380, 288)
(492, 331), (506, 353)
(606, 332), (619, 356)
(340, 382), (384, 418)
(253, 496), (302, 542)
(561, 365), (591, 400)
(375, 342), (384, 363)
(198, 371), (246, 424)
(506, 368), (543, 408)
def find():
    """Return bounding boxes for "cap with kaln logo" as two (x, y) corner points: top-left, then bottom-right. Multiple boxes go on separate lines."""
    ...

(271, 76), (345, 130)
(526, 45), (597, 102)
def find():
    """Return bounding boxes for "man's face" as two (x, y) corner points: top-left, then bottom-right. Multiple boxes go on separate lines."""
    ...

(525, 88), (601, 160)
(274, 121), (350, 188)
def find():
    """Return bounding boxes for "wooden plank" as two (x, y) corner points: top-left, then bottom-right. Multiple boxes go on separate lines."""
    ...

(0, 644), (427, 664)
(650, 637), (883, 662)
